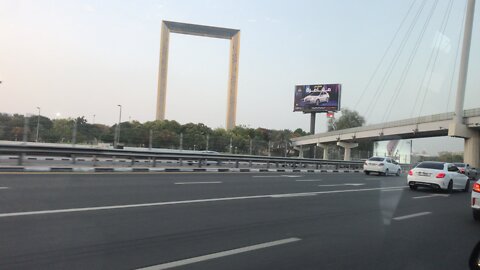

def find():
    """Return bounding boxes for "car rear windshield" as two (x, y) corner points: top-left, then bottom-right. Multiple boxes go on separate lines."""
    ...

(368, 157), (384, 161)
(416, 162), (444, 170)
(454, 163), (465, 167)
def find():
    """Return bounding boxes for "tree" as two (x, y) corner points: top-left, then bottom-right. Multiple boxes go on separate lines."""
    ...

(330, 108), (365, 131)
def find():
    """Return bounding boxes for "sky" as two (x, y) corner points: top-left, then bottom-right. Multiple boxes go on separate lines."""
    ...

(0, 0), (479, 154)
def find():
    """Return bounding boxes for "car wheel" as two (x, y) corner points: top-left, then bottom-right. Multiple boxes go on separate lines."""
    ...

(409, 185), (417, 190)
(474, 210), (480, 221)
(365, 171), (370, 175)
(395, 169), (401, 176)
(384, 169), (389, 176)
(463, 180), (470, 192)
(447, 180), (453, 193)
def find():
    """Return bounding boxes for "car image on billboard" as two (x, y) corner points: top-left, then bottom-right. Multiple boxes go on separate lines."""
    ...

(293, 84), (341, 112)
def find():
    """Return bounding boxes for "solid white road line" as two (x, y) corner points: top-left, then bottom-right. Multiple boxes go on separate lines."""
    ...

(365, 178), (381, 181)
(0, 186), (407, 218)
(412, 194), (449, 199)
(393, 212), (432, 221)
(136, 237), (301, 270)
(0, 187), (9, 190)
(270, 193), (317, 198)
(318, 183), (364, 187)
(174, 181), (222, 185)
(295, 179), (322, 182)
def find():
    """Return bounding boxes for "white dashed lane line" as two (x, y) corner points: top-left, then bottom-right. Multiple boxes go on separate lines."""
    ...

(412, 194), (449, 199)
(318, 184), (365, 187)
(136, 237), (302, 270)
(174, 181), (222, 185)
(381, 188), (404, 192)
(393, 212), (432, 221)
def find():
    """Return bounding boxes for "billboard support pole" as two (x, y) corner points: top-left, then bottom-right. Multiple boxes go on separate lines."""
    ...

(309, 112), (316, 158)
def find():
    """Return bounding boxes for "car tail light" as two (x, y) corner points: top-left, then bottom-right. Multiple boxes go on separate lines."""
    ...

(408, 170), (413, 176)
(435, 172), (446, 178)
(473, 183), (480, 193)
(378, 163), (384, 166)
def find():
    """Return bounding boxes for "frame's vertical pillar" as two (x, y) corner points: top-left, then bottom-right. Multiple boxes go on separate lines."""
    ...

(226, 32), (240, 130)
(156, 22), (170, 121)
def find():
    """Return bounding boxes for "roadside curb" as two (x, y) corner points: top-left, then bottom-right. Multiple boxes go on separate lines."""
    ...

(0, 167), (362, 174)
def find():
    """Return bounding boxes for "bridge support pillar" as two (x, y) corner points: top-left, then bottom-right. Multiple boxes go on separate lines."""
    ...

(464, 131), (480, 169)
(296, 146), (304, 158)
(317, 143), (329, 160)
(337, 142), (358, 161)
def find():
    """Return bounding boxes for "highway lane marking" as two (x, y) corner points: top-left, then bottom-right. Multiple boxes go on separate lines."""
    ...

(270, 193), (317, 198)
(318, 183), (365, 187)
(136, 237), (301, 270)
(0, 186), (407, 218)
(174, 181), (222, 185)
(0, 187), (9, 190)
(295, 179), (322, 182)
(412, 194), (450, 199)
(365, 178), (381, 180)
(381, 188), (404, 192)
(252, 175), (303, 178)
(393, 212), (432, 221)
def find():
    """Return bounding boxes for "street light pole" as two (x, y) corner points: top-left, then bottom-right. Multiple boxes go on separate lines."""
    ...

(35, 107), (40, 142)
(115, 105), (122, 147)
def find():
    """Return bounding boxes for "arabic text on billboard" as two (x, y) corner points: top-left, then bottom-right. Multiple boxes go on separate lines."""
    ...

(293, 84), (341, 112)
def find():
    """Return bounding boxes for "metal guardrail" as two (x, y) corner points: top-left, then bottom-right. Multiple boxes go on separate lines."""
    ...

(0, 143), (366, 170)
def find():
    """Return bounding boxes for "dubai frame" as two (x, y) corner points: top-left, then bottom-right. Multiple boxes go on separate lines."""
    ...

(156, 21), (240, 130)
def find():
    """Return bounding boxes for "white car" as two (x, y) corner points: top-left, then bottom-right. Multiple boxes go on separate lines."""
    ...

(472, 180), (480, 221)
(407, 161), (469, 192)
(363, 157), (401, 176)
(303, 90), (329, 106)
(454, 162), (477, 180)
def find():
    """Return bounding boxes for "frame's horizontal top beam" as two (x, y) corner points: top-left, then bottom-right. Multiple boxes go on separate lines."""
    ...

(163, 21), (239, 39)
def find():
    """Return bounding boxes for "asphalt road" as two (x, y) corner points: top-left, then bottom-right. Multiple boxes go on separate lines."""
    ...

(0, 172), (477, 269)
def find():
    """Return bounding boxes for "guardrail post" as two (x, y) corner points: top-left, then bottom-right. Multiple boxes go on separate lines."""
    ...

(152, 158), (157, 167)
(198, 159), (203, 168)
(179, 158), (183, 166)
(17, 153), (24, 166)
(235, 160), (239, 168)
(71, 154), (76, 165)
(276, 162), (279, 168)
(130, 157), (135, 167)
(92, 155), (97, 167)
(249, 160), (252, 167)
(266, 161), (270, 169)
(316, 163), (319, 170)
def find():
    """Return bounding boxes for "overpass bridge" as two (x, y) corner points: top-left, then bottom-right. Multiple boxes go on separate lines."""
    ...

(293, 0), (480, 168)
(292, 108), (480, 167)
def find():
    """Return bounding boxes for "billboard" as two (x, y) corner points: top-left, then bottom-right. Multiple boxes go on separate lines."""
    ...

(293, 84), (341, 112)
